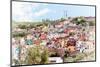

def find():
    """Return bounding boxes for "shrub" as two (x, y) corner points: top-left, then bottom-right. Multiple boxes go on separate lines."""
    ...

(26, 46), (49, 64)
(41, 48), (49, 64)
(18, 24), (28, 29)
(12, 31), (28, 37)
(89, 21), (95, 26)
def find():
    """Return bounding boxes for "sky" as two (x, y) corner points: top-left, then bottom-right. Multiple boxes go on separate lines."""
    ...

(12, 1), (95, 22)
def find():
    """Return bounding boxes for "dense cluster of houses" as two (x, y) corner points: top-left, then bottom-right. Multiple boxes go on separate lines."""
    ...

(12, 17), (95, 65)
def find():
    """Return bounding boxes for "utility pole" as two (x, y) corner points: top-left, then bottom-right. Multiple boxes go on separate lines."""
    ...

(64, 10), (68, 19)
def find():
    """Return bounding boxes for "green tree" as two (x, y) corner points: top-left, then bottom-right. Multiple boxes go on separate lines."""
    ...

(71, 17), (86, 26)
(60, 18), (66, 22)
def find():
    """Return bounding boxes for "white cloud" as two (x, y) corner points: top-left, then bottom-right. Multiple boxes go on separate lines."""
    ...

(34, 8), (50, 17)
(12, 1), (39, 22)
(12, 1), (51, 22)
